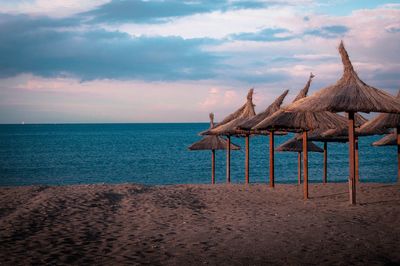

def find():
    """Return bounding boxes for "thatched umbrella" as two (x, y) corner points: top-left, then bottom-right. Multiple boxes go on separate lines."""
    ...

(201, 89), (256, 183)
(357, 91), (400, 179)
(358, 91), (400, 135)
(189, 113), (240, 184)
(254, 102), (348, 199)
(304, 112), (368, 183)
(237, 88), (290, 187)
(276, 137), (323, 184)
(241, 73), (314, 188)
(287, 41), (400, 204)
(372, 133), (396, 146)
(238, 89), (289, 133)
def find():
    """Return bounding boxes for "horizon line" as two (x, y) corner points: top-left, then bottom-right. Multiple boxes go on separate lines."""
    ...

(0, 122), (211, 125)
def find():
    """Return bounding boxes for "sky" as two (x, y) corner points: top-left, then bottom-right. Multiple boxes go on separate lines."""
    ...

(0, 0), (399, 123)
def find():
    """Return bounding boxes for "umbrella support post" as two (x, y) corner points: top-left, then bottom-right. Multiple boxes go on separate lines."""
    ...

(397, 126), (400, 182)
(245, 135), (250, 184)
(269, 131), (275, 188)
(298, 152), (301, 185)
(323, 142), (327, 184)
(303, 131), (309, 199)
(348, 112), (356, 205)
(211, 150), (215, 184)
(226, 136), (231, 183)
(355, 138), (359, 182)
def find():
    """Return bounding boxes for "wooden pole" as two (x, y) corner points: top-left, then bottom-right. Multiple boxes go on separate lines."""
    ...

(298, 152), (301, 185)
(245, 135), (250, 184)
(397, 126), (400, 182)
(355, 138), (359, 182)
(348, 112), (356, 205)
(226, 136), (231, 183)
(303, 131), (309, 200)
(269, 131), (275, 188)
(211, 149), (215, 184)
(323, 142), (327, 184)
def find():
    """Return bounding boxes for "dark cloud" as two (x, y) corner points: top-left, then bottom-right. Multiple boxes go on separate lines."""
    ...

(81, 0), (269, 24)
(229, 28), (294, 42)
(386, 26), (400, 33)
(305, 25), (349, 38)
(0, 14), (222, 81)
(82, 0), (212, 24)
(234, 71), (289, 83)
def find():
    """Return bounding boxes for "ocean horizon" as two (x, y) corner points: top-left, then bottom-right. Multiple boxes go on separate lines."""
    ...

(0, 123), (397, 186)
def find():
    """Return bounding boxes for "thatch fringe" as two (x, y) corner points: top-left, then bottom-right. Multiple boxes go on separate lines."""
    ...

(238, 73), (315, 134)
(276, 137), (323, 153)
(372, 133), (396, 146)
(201, 88), (256, 136)
(238, 89), (289, 130)
(358, 90), (400, 135)
(189, 113), (241, 150)
(355, 113), (368, 126)
(287, 41), (400, 114)
(310, 112), (369, 138)
(217, 88), (255, 127)
(188, 135), (241, 150)
(297, 128), (348, 142)
(254, 99), (348, 132)
(209, 113), (215, 129)
(292, 73), (314, 103)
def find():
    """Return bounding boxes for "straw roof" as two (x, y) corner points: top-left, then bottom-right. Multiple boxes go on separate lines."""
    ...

(302, 128), (348, 143)
(189, 113), (241, 150)
(253, 99), (349, 132)
(238, 89), (289, 130)
(292, 73), (314, 103)
(372, 133), (396, 146)
(201, 89), (256, 136)
(288, 41), (400, 114)
(188, 135), (241, 150)
(252, 73), (353, 133)
(320, 113), (391, 138)
(298, 113), (365, 142)
(276, 137), (323, 153)
(358, 91), (400, 135)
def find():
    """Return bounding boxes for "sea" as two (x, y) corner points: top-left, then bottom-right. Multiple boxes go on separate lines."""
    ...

(0, 123), (397, 186)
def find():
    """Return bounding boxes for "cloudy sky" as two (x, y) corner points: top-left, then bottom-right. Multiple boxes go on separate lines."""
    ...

(0, 0), (399, 123)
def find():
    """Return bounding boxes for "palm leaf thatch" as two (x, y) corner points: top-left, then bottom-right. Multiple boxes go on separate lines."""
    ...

(276, 137), (323, 153)
(307, 113), (369, 140)
(188, 136), (240, 150)
(301, 128), (348, 143)
(358, 91), (400, 136)
(237, 89), (289, 131)
(372, 133), (396, 146)
(189, 113), (241, 150)
(292, 72), (315, 103)
(320, 113), (389, 138)
(253, 100), (348, 132)
(201, 89), (256, 136)
(321, 126), (390, 139)
(288, 41), (400, 114)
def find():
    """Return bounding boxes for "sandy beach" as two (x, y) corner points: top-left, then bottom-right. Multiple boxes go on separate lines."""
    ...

(0, 183), (399, 265)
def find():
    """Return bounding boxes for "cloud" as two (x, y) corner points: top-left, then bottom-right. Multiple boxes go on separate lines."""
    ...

(81, 0), (273, 24)
(82, 0), (214, 24)
(0, 74), (248, 123)
(229, 28), (294, 42)
(0, 14), (222, 81)
(0, 0), (110, 18)
(304, 25), (349, 38)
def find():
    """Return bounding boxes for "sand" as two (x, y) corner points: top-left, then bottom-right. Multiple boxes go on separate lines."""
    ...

(0, 183), (399, 265)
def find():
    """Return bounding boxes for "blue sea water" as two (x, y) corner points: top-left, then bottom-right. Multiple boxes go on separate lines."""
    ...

(0, 123), (397, 186)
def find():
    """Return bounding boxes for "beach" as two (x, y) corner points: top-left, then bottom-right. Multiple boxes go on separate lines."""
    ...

(0, 183), (399, 265)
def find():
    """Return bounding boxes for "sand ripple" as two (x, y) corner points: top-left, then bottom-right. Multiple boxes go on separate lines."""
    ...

(0, 183), (399, 265)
